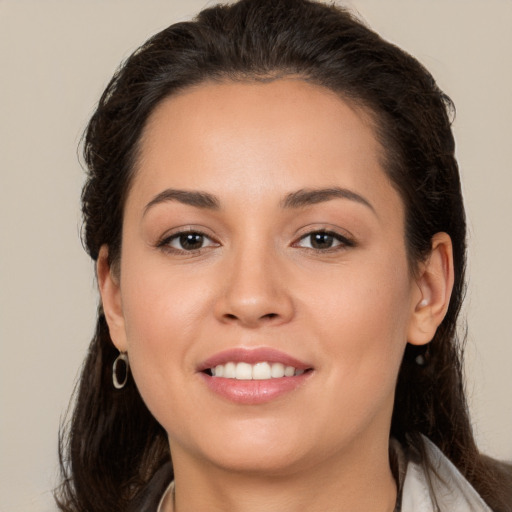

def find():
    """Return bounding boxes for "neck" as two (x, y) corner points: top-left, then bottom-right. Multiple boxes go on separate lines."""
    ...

(167, 436), (397, 512)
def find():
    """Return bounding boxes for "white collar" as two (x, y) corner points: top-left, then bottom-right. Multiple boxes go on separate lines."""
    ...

(157, 480), (174, 512)
(400, 436), (491, 512)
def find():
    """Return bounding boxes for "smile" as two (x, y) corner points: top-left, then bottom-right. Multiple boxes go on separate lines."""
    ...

(209, 361), (306, 379)
(199, 348), (314, 404)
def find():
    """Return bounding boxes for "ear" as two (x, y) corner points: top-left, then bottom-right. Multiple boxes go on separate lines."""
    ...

(407, 232), (455, 346)
(97, 245), (128, 352)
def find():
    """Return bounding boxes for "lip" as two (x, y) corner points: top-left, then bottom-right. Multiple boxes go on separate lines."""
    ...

(197, 347), (314, 405)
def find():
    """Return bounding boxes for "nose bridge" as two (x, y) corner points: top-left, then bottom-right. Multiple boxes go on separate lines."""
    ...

(217, 233), (293, 327)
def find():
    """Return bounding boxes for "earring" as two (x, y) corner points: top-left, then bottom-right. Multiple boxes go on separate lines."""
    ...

(415, 354), (426, 366)
(112, 352), (129, 389)
(415, 345), (430, 367)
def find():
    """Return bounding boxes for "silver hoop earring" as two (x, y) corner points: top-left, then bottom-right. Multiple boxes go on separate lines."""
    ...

(112, 352), (129, 389)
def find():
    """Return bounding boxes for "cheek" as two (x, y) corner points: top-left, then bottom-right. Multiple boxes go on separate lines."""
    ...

(119, 284), (207, 428)
(309, 254), (412, 384)
(297, 263), (411, 443)
(117, 253), (213, 401)
(121, 246), (210, 338)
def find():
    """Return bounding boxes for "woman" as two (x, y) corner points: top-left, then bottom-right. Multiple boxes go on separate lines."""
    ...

(56, 0), (512, 510)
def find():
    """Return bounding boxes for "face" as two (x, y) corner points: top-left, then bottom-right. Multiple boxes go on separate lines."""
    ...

(101, 79), (431, 477)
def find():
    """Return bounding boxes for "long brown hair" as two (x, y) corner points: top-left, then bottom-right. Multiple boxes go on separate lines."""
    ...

(56, 1), (511, 510)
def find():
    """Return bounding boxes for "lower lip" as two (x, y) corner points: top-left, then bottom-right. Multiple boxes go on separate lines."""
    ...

(199, 372), (312, 405)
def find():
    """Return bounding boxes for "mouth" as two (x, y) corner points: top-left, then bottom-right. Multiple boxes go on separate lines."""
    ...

(198, 348), (314, 404)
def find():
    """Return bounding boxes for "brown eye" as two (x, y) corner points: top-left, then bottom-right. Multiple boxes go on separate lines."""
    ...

(178, 233), (205, 251)
(296, 231), (352, 251)
(161, 231), (217, 252)
(309, 232), (335, 249)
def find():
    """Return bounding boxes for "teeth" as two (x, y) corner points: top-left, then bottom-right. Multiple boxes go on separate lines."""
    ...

(284, 365), (295, 377)
(224, 362), (236, 379)
(209, 361), (306, 379)
(252, 362), (271, 380)
(236, 362), (253, 380)
(271, 362), (285, 378)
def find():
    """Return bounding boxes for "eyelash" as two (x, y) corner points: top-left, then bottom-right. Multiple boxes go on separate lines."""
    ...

(294, 230), (355, 252)
(157, 229), (218, 254)
(156, 229), (355, 254)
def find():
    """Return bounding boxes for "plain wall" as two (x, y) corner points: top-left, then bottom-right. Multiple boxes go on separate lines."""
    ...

(0, 1), (510, 510)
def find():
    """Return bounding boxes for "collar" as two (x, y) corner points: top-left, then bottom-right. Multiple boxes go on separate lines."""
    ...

(157, 480), (174, 512)
(398, 436), (491, 512)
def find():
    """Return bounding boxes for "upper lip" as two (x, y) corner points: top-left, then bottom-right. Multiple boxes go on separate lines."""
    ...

(197, 347), (312, 372)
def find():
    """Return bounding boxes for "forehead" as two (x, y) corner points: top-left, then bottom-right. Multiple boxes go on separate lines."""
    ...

(129, 79), (398, 215)
(140, 78), (380, 159)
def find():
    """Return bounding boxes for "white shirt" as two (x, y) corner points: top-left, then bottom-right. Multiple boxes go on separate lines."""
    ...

(400, 436), (491, 512)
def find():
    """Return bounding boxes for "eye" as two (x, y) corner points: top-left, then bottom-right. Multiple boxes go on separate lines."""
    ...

(159, 231), (218, 252)
(295, 230), (353, 251)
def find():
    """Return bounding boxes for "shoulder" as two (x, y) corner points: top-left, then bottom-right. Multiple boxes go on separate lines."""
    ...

(399, 436), (493, 512)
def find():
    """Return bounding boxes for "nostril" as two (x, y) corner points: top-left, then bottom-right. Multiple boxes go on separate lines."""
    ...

(224, 312), (278, 321)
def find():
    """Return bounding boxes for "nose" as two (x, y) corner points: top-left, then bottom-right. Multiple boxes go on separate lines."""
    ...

(214, 243), (295, 328)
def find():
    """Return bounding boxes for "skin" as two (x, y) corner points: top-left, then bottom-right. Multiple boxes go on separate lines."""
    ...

(98, 79), (454, 512)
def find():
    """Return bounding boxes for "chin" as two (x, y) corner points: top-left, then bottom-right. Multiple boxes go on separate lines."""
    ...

(205, 444), (310, 477)
(171, 418), (314, 476)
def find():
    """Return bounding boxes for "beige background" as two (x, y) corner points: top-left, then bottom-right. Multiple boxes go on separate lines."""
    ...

(1, 1), (511, 510)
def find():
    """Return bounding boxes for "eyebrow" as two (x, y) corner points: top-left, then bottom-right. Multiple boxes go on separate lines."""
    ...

(281, 187), (375, 213)
(143, 186), (375, 215)
(144, 189), (220, 215)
